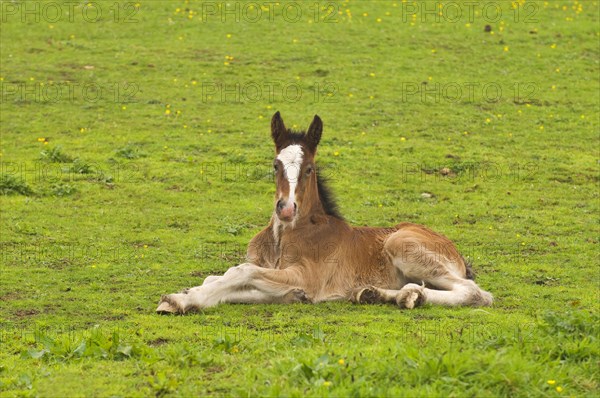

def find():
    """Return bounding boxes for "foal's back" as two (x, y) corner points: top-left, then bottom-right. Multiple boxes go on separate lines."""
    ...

(310, 220), (471, 301)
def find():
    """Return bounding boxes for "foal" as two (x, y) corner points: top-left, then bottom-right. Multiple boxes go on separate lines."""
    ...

(156, 112), (493, 314)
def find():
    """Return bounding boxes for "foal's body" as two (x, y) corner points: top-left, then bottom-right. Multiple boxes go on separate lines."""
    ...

(157, 113), (492, 314)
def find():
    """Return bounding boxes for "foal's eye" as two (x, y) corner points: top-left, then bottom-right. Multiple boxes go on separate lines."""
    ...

(273, 162), (279, 172)
(305, 166), (314, 176)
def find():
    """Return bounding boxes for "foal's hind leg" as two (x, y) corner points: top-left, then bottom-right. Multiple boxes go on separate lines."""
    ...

(374, 227), (493, 308)
(353, 286), (425, 309)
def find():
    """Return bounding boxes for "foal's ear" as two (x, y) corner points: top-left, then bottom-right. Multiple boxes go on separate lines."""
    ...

(271, 111), (287, 148)
(306, 115), (322, 151)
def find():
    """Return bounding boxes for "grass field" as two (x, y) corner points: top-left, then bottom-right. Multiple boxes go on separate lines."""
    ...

(1, 0), (599, 396)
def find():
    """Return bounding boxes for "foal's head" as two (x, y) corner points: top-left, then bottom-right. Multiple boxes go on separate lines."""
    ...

(270, 111), (322, 224)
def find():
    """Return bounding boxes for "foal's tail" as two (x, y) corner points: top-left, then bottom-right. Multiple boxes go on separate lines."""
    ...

(462, 255), (476, 281)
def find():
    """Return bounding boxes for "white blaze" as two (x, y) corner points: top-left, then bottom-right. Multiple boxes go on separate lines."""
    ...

(276, 144), (303, 204)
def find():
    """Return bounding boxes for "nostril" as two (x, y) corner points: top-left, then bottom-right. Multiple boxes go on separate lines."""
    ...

(293, 203), (297, 211)
(276, 200), (285, 211)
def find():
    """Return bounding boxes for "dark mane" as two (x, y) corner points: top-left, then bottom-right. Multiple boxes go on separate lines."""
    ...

(284, 129), (308, 144)
(316, 172), (343, 219)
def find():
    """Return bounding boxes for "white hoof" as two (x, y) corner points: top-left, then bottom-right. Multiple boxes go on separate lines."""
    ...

(396, 284), (425, 309)
(156, 295), (184, 314)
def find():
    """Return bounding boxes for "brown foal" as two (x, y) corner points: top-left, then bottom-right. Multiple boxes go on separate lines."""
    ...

(156, 112), (493, 314)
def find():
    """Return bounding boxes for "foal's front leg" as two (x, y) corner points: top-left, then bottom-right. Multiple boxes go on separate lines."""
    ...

(156, 263), (306, 314)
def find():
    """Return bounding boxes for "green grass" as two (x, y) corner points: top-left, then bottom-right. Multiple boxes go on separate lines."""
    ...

(1, 0), (598, 396)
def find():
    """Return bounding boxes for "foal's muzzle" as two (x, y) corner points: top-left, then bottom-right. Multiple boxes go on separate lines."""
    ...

(276, 199), (297, 222)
